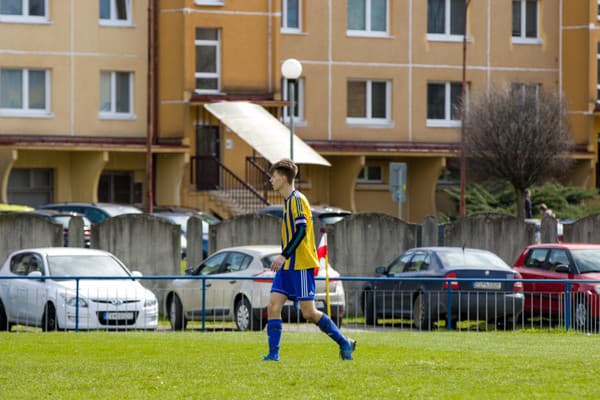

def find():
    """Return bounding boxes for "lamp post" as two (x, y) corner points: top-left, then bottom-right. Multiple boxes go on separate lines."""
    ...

(281, 58), (302, 161)
(459, 0), (471, 218)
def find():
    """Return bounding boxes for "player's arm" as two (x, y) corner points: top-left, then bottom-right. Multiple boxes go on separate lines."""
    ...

(281, 222), (306, 259)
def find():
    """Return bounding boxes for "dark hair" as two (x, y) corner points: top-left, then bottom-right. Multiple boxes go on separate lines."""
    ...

(270, 158), (298, 184)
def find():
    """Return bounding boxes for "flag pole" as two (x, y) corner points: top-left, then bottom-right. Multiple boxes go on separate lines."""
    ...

(318, 227), (332, 318)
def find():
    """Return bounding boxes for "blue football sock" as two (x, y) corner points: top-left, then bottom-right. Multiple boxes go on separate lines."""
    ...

(266, 319), (283, 357)
(316, 314), (347, 346)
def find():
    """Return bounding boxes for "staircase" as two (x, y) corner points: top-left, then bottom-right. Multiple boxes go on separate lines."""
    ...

(191, 156), (281, 217)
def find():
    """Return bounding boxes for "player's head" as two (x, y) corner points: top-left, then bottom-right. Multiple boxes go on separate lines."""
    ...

(270, 158), (298, 185)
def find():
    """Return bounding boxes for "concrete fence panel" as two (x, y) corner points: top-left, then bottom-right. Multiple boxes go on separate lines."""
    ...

(563, 214), (600, 243)
(211, 213), (280, 252)
(443, 213), (535, 264)
(0, 213), (63, 262)
(67, 216), (85, 248)
(186, 216), (205, 269)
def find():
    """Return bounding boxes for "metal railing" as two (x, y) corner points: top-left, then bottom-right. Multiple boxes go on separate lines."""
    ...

(190, 155), (270, 213)
(1, 276), (600, 334)
(245, 156), (282, 204)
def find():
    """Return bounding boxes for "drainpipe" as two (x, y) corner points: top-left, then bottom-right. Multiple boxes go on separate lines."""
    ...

(146, 0), (158, 213)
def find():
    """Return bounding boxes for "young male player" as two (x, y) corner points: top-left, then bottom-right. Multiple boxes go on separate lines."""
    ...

(263, 158), (356, 361)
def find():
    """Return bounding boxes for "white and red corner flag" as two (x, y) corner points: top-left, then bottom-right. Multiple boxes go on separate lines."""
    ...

(316, 232), (327, 276)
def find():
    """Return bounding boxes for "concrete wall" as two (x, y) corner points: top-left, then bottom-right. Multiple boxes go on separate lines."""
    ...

(563, 214), (600, 243)
(210, 214), (280, 252)
(0, 214), (63, 262)
(442, 213), (536, 265)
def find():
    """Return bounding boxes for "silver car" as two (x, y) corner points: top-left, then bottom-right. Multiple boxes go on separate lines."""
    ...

(0, 248), (158, 331)
(165, 245), (346, 331)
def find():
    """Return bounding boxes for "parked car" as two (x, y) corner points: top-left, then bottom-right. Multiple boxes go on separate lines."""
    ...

(361, 247), (524, 330)
(513, 243), (600, 330)
(0, 203), (34, 213)
(257, 205), (351, 227)
(165, 245), (346, 331)
(153, 211), (219, 258)
(38, 202), (142, 224)
(0, 248), (158, 331)
(31, 210), (92, 247)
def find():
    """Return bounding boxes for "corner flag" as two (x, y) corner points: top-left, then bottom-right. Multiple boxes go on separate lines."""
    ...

(317, 232), (332, 317)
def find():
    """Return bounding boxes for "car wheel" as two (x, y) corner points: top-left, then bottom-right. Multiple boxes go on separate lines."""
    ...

(42, 303), (58, 332)
(413, 292), (432, 331)
(169, 295), (187, 331)
(235, 297), (264, 331)
(0, 300), (11, 331)
(572, 297), (590, 332)
(362, 290), (376, 326)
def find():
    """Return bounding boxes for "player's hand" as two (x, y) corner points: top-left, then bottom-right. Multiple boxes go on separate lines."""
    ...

(271, 255), (285, 272)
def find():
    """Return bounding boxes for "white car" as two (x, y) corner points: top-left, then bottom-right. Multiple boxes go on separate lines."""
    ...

(165, 245), (346, 331)
(0, 248), (158, 331)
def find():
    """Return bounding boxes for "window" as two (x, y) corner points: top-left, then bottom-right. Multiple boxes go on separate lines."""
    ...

(195, 28), (220, 93)
(525, 248), (548, 269)
(281, 0), (300, 32)
(346, 79), (391, 124)
(388, 254), (412, 274)
(512, 0), (539, 43)
(0, 68), (50, 117)
(7, 168), (53, 207)
(426, 81), (464, 127)
(282, 78), (304, 121)
(98, 171), (135, 203)
(0, 0), (47, 22)
(99, 0), (131, 26)
(598, 0), (600, 21)
(357, 166), (382, 183)
(427, 0), (466, 41)
(511, 82), (540, 103)
(194, 0), (224, 5)
(99, 71), (133, 118)
(347, 0), (388, 36)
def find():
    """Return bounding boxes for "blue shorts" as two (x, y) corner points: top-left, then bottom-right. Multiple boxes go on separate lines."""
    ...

(271, 268), (316, 301)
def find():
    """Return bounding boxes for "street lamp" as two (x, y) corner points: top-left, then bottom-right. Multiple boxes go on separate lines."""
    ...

(281, 58), (302, 161)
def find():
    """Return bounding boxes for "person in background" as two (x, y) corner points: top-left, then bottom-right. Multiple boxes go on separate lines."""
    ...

(539, 203), (555, 218)
(524, 189), (533, 219)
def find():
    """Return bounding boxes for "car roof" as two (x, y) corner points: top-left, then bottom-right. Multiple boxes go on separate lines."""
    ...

(524, 243), (600, 250)
(9, 247), (113, 257)
(40, 202), (142, 211)
(257, 205), (351, 217)
(213, 245), (281, 256)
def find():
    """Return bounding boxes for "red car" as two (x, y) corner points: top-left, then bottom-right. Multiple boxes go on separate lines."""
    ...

(513, 243), (600, 330)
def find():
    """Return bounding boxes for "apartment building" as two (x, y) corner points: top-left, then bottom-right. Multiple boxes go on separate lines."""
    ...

(0, 0), (187, 207)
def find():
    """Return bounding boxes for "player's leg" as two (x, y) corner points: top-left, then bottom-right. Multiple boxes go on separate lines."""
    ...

(264, 291), (287, 361)
(296, 269), (356, 360)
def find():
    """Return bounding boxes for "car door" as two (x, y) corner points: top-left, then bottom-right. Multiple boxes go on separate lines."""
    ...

(397, 251), (431, 314)
(518, 248), (550, 313)
(210, 252), (253, 316)
(8, 253), (45, 324)
(378, 253), (413, 317)
(179, 252), (227, 321)
(538, 248), (572, 314)
(3, 253), (30, 321)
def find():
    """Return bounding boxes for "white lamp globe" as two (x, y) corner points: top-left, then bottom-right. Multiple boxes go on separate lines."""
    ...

(281, 58), (302, 79)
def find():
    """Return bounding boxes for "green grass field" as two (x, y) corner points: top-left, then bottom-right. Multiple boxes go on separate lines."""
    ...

(1, 328), (599, 399)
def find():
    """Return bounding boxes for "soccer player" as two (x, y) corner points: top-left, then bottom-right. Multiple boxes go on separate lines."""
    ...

(263, 158), (356, 361)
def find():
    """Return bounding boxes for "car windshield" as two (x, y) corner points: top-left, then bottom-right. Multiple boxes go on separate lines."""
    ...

(52, 215), (92, 229)
(47, 255), (130, 278)
(437, 250), (508, 269)
(261, 254), (279, 269)
(570, 249), (600, 273)
(102, 205), (143, 217)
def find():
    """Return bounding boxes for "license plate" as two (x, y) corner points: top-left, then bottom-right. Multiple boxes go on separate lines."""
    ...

(104, 312), (134, 320)
(473, 281), (501, 290)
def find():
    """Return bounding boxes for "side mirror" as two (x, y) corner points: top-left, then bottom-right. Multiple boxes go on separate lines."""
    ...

(375, 266), (386, 275)
(554, 264), (570, 274)
(28, 270), (43, 280)
(184, 267), (195, 276)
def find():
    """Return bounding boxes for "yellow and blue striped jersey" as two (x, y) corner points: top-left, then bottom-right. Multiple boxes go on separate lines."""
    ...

(281, 190), (319, 271)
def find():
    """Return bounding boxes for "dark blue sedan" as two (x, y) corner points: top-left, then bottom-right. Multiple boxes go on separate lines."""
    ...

(361, 247), (524, 330)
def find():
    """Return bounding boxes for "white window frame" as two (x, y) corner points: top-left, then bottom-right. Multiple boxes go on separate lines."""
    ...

(195, 29), (221, 94)
(511, 82), (540, 101)
(194, 0), (224, 6)
(0, 0), (49, 24)
(98, 71), (134, 120)
(99, 0), (132, 27)
(357, 165), (382, 183)
(427, 0), (467, 42)
(346, 79), (392, 126)
(347, 0), (389, 38)
(0, 68), (52, 118)
(512, 0), (541, 45)
(281, 0), (301, 33)
(282, 77), (305, 123)
(426, 81), (465, 128)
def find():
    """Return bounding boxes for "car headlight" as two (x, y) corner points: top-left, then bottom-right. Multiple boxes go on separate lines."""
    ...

(144, 298), (157, 307)
(60, 293), (88, 308)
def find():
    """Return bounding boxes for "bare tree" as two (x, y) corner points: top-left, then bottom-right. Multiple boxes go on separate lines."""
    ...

(463, 86), (573, 219)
